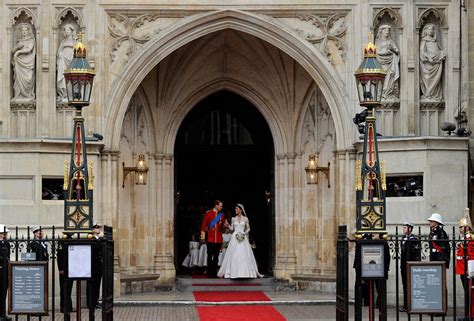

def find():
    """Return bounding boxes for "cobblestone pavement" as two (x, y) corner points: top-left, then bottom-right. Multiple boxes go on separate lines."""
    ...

(7, 305), (453, 320)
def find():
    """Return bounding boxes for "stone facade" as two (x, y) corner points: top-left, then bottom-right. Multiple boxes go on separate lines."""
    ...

(0, 1), (470, 295)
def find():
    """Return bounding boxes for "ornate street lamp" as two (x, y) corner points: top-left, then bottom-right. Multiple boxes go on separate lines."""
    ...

(354, 35), (387, 236)
(63, 32), (96, 233)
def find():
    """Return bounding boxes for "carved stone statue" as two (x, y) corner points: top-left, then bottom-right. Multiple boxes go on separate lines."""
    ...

(375, 25), (399, 100)
(11, 23), (36, 101)
(57, 24), (78, 102)
(420, 23), (446, 101)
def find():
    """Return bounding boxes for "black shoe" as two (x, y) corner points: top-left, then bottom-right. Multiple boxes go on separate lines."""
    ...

(398, 307), (407, 312)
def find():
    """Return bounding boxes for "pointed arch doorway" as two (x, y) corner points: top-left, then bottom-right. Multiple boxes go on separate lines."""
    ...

(174, 90), (275, 275)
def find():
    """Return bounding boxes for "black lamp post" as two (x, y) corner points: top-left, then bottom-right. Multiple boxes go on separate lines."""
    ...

(354, 36), (387, 236)
(63, 33), (96, 234)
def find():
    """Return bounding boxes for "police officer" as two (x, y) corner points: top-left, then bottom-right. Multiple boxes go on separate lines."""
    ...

(400, 222), (421, 312)
(0, 225), (11, 321)
(427, 213), (450, 267)
(87, 222), (103, 309)
(27, 226), (49, 261)
(57, 233), (73, 313)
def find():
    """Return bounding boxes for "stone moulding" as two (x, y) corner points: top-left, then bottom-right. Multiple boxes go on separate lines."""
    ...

(380, 99), (400, 110)
(419, 100), (445, 110)
(10, 100), (36, 110)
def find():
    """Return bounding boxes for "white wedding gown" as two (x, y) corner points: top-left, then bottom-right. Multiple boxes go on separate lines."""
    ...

(217, 216), (263, 278)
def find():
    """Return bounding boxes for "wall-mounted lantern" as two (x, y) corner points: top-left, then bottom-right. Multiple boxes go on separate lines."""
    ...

(122, 154), (149, 188)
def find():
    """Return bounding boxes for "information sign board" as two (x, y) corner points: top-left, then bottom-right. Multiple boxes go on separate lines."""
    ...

(66, 243), (92, 279)
(360, 242), (385, 279)
(407, 261), (446, 315)
(8, 261), (48, 315)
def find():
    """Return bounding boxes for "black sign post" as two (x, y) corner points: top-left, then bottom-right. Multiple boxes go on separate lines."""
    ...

(407, 261), (447, 315)
(8, 261), (48, 315)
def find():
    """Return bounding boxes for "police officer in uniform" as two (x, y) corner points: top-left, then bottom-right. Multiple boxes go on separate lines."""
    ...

(0, 225), (11, 321)
(57, 233), (73, 313)
(427, 213), (450, 267)
(87, 222), (103, 309)
(400, 222), (421, 312)
(27, 226), (49, 261)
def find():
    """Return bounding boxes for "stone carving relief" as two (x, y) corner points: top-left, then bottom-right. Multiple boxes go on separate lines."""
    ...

(301, 87), (335, 154)
(278, 14), (347, 68)
(11, 10), (36, 108)
(56, 9), (82, 106)
(419, 23), (446, 102)
(120, 93), (150, 154)
(108, 14), (179, 68)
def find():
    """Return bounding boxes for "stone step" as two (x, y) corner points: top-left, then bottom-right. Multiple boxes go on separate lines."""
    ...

(175, 276), (276, 292)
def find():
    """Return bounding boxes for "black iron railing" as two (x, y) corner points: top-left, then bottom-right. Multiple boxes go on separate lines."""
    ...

(0, 226), (113, 321)
(337, 225), (474, 321)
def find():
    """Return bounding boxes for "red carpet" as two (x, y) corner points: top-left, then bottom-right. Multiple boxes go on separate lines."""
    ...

(192, 283), (261, 286)
(195, 291), (286, 321)
(194, 291), (271, 302)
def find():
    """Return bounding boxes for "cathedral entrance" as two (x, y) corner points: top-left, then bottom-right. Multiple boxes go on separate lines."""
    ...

(174, 90), (274, 275)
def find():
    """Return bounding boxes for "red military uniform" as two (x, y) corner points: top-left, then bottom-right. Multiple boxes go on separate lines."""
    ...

(456, 233), (474, 275)
(200, 209), (224, 243)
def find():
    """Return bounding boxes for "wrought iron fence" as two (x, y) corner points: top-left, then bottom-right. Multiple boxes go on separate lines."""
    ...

(0, 226), (113, 321)
(337, 225), (474, 321)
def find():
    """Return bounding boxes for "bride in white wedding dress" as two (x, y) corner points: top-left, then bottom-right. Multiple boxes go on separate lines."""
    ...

(217, 204), (263, 279)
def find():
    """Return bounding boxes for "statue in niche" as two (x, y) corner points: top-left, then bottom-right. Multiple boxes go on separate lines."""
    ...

(11, 23), (36, 101)
(419, 23), (446, 101)
(375, 25), (399, 100)
(57, 24), (78, 102)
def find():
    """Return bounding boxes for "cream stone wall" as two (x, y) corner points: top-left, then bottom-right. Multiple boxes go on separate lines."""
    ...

(0, 1), (470, 295)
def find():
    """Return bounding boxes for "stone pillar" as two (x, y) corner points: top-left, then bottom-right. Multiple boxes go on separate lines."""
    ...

(286, 153), (297, 275)
(274, 154), (287, 278)
(153, 154), (175, 283)
(100, 149), (121, 296)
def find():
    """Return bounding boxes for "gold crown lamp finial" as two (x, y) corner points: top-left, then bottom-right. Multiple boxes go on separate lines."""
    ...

(364, 32), (377, 56)
(74, 31), (87, 58)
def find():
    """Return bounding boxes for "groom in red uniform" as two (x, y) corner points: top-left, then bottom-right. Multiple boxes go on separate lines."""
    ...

(200, 200), (225, 278)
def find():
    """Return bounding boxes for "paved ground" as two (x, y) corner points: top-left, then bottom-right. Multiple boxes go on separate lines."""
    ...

(7, 291), (457, 320)
(8, 305), (451, 321)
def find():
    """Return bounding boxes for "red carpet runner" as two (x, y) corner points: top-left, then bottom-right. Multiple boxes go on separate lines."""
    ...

(194, 291), (286, 321)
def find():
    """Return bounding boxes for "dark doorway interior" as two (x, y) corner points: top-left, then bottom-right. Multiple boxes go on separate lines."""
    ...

(174, 90), (274, 275)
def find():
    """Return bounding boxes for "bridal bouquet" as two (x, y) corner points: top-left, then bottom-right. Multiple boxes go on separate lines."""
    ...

(235, 232), (246, 243)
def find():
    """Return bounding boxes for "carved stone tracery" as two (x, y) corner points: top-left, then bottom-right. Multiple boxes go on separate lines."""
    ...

(279, 13), (347, 67)
(109, 14), (166, 65)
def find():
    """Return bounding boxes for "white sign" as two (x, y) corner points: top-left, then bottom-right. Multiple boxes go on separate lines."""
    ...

(68, 244), (91, 278)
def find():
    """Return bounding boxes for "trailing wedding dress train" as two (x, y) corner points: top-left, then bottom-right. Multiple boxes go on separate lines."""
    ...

(217, 217), (263, 278)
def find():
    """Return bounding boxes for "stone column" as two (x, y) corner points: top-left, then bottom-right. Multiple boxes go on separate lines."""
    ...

(153, 154), (165, 272)
(153, 153), (175, 283)
(274, 154), (287, 278)
(286, 153), (297, 275)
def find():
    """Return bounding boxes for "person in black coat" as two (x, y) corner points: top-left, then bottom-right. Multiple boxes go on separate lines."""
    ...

(27, 226), (49, 261)
(0, 225), (11, 321)
(87, 222), (103, 310)
(57, 233), (73, 313)
(400, 222), (421, 312)
(427, 213), (450, 267)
